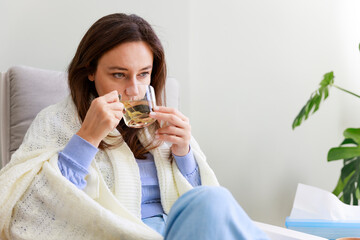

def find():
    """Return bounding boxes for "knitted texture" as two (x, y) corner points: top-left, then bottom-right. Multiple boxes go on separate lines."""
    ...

(0, 96), (219, 240)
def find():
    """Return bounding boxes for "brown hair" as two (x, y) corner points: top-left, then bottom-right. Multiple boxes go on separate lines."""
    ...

(68, 13), (167, 158)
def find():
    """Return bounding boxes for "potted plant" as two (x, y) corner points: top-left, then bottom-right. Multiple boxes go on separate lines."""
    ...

(293, 70), (360, 205)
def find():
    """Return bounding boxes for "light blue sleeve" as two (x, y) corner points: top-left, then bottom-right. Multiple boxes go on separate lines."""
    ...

(58, 134), (98, 189)
(173, 146), (201, 186)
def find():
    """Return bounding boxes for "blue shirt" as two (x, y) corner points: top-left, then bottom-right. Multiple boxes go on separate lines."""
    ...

(58, 134), (201, 219)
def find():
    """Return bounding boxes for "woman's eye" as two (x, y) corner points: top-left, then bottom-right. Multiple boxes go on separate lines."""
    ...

(139, 72), (150, 78)
(113, 73), (125, 78)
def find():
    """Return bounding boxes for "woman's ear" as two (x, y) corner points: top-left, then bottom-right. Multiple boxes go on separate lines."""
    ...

(88, 74), (95, 81)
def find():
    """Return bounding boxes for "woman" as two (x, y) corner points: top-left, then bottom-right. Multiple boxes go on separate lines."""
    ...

(0, 13), (269, 240)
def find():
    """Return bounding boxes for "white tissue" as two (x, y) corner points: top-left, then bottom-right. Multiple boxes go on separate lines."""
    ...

(290, 183), (360, 221)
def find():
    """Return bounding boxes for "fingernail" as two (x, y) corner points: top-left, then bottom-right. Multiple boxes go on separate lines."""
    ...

(153, 106), (159, 111)
(150, 112), (156, 116)
(155, 135), (159, 139)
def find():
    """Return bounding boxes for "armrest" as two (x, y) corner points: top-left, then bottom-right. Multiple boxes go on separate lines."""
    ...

(254, 221), (327, 240)
(0, 71), (10, 169)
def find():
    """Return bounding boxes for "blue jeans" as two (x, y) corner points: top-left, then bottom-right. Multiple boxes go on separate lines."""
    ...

(142, 186), (270, 240)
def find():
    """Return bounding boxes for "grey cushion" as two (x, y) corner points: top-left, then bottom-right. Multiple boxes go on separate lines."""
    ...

(8, 66), (69, 157)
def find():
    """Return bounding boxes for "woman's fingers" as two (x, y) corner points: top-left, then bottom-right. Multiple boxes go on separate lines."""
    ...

(108, 101), (124, 111)
(102, 90), (119, 103)
(156, 125), (187, 138)
(150, 112), (184, 128)
(153, 106), (189, 122)
(150, 106), (192, 156)
(77, 90), (124, 147)
(150, 111), (189, 129)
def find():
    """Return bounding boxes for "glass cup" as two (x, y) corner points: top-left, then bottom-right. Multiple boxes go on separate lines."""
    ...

(119, 84), (157, 128)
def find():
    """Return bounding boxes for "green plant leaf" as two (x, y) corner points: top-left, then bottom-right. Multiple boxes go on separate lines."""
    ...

(332, 176), (345, 196)
(324, 87), (329, 99)
(333, 167), (355, 196)
(340, 160), (356, 181)
(328, 147), (360, 161)
(343, 184), (351, 204)
(292, 72), (334, 129)
(313, 94), (322, 113)
(331, 157), (360, 205)
(352, 186), (358, 205)
(357, 176), (360, 200)
(357, 188), (360, 200)
(320, 72), (334, 86)
(292, 106), (306, 128)
(305, 95), (316, 119)
(343, 128), (360, 145)
(355, 191), (360, 205)
(342, 174), (356, 204)
(344, 157), (357, 165)
(341, 138), (358, 146)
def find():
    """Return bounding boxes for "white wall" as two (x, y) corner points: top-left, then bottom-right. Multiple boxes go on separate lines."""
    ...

(189, 0), (359, 226)
(1, 0), (360, 228)
(0, 0), (191, 114)
(336, 1), (360, 127)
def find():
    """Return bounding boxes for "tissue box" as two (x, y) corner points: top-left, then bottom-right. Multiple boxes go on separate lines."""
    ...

(285, 217), (360, 240)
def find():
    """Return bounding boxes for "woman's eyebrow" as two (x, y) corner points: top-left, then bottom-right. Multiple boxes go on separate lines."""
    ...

(108, 65), (152, 71)
(108, 66), (128, 71)
(140, 65), (152, 70)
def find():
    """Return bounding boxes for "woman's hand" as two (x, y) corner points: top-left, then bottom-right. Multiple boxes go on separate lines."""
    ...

(150, 106), (191, 156)
(77, 90), (124, 147)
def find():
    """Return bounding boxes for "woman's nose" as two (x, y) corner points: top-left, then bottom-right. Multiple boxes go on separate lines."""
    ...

(124, 78), (139, 96)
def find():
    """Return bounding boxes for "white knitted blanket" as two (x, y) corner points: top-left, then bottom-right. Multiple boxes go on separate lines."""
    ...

(0, 96), (219, 240)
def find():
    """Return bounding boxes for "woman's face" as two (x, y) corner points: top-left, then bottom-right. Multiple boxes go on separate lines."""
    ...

(89, 41), (154, 101)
